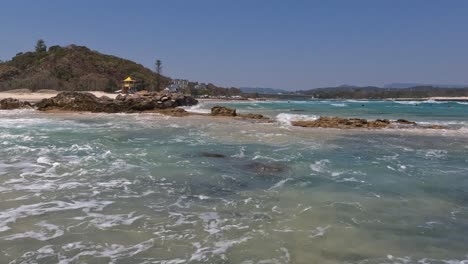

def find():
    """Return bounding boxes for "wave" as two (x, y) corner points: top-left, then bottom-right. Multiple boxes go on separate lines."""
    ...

(346, 100), (370, 103)
(393, 99), (446, 105)
(276, 113), (318, 126)
(182, 104), (211, 114)
(331, 103), (347, 107)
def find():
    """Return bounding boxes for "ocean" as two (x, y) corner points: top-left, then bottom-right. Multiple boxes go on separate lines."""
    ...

(0, 100), (467, 263)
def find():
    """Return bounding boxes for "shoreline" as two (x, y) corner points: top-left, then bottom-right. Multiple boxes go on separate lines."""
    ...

(0, 91), (118, 103)
(2, 91), (468, 103)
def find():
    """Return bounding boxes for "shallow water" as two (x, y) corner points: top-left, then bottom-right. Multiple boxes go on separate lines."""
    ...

(1, 105), (468, 263)
(188, 99), (468, 130)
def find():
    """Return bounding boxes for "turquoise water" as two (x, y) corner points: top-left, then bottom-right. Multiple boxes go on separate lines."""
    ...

(189, 99), (468, 128)
(0, 102), (467, 263)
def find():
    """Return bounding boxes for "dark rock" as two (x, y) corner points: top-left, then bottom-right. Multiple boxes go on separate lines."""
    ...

(426, 125), (447, 129)
(245, 161), (287, 175)
(115, 94), (127, 101)
(292, 116), (418, 129)
(241, 113), (267, 119)
(100, 95), (113, 101)
(35, 92), (109, 112)
(200, 152), (226, 158)
(0, 98), (32, 110)
(396, 119), (417, 125)
(211, 106), (236, 116)
(35, 91), (198, 112)
(155, 108), (190, 117)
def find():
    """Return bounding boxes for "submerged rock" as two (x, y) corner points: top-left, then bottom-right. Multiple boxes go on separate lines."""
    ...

(200, 152), (227, 158)
(0, 98), (32, 110)
(245, 161), (287, 175)
(35, 91), (198, 112)
(154, 108), (190, 117)
(211, 106), (236, 116)
(240, 113), (268, 120)
(396, 119), (417, 125)
(291, 116), (447, 129)
(292, 117), (389, 129)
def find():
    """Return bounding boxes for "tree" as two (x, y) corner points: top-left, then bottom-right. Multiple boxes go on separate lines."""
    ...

(35, 39), (47, 53)
(155, 59), (162, 91)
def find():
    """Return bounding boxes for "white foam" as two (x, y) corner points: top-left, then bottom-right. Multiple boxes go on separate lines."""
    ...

(423, 149), (448, 159)
(276, 113), (318, 126)
(0, 200), (112, 232)
(190, 236), (251, 261)
(199, 212), (223, 235)
(331, 103), (347, 107)
(231, 146), (246, 158)
(73, 211), (144, 229)
(346, 100), (370, 103)
(269, 178), (292, 190)
(393, 99), (446, 105)
(310, 159), (330, 173)
(309, 225), (330, 238)
(2, 221), (64, 241)
(183, 104), (211, 114)
(57, 239), (154, 264)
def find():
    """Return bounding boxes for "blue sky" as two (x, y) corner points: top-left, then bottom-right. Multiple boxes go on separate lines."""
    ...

(1, 0), (467, 90)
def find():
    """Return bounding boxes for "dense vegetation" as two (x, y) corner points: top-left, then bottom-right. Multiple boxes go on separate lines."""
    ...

(0, 43), (173, 92)
(0, 42), (242, 96)
(299, 86), (468, 99)
(180, 82), (241, 97)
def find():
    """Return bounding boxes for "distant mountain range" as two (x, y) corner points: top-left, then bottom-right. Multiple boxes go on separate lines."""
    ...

(384, 83), (468, 89)
(240, 87), (290, 94)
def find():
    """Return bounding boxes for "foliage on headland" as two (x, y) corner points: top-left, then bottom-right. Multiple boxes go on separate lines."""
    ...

(299, 85), (468, 99)
(0, 44), (173, 92)
(0, 42), (240, 96)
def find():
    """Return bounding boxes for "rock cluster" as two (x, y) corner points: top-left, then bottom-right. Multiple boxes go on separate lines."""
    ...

(0, 98), (32, 110)
(211, 105), (237, 116)
(292, 116), (445, 129)
(35, 91), (198, 112)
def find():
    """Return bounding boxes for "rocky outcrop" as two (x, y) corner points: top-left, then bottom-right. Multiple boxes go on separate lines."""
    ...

(35, 91), (198, 112)
(292, 117), (391, 129)
(0, 98), (32, 110)
(211, 106), (236, 116)
(292, 116), (446, 129)
(245, 162), (288, 175)
(240, 113), (268, 120)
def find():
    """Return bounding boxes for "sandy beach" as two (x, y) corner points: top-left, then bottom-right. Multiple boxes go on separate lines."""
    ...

(0, 91), (118, 103)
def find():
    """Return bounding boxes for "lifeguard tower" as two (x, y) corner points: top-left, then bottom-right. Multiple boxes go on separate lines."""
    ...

(122, 76), (136, 94)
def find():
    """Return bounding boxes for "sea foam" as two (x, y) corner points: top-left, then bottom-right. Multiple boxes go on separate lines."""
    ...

(276, 113), (318, 126)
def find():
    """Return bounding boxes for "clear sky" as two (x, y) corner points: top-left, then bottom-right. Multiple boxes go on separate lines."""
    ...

(1, 0), (467, 90)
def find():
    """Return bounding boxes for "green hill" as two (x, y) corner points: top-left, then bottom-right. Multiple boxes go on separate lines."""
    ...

(0, 44), (171, 92)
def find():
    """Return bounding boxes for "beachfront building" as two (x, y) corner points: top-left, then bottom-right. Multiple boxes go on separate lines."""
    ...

(195, 83), (207, 90)
(167, 83), (180, 92)
(122, 76), (137, 93)
(173, 79), (189, 90)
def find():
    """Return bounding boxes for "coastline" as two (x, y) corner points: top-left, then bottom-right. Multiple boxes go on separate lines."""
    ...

(0, 91), (118, 103)
(2, 91), (468, 103)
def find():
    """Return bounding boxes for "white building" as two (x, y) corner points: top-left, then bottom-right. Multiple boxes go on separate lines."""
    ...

(173, 79), (189, 90)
